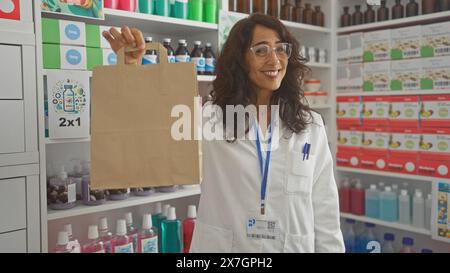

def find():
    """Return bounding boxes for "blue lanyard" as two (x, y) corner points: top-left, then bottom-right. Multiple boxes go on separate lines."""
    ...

(255, 123), (272, 215)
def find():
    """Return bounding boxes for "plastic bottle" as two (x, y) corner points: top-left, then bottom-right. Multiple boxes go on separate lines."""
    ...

(161, 207), (183, 253)
(189, 0), (203, 21)
(399, 237), (416, 253)
(111, 219), (134, 253)
(399, 189), (411, 225)
(412, 190), (425, 228)
(125, 212), (140, 252)
(365, 184), (380, 219)
(64, 224), (81, 253)
(169, 0), (175, 17)
(343, 219), (356, 253)
(82, 225), (105, 253)
(174, 0), (188, 19)
(350, 179), (365, 215)
(380, 186), (398, 222)
(356, 223), (378, 253)
(392, 184), (399, 195)
(151, 202), (164, 232)
(338, 178), (351, 213)
(191, 41), (205, 75)
(175, 39), (190, 63)
(162, 38), (176, 63)
(183, 205), (197, 253)
(382, 233), (396, 253)
(204, 42), (216, 75)
(158, 204), (170, 250)
(155, 0), (170, 16)
(138, 0), (153, 14)
(54, 231), (72, 253)
(204, 0), (217, 24)
(142, 37), (158, 65)
(139, 214), (158, 253)
(99, 217), (113, 253)
(425, 193), (431, 230)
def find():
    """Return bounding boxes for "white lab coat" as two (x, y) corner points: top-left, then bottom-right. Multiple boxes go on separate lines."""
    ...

(190, 109), (345, 253)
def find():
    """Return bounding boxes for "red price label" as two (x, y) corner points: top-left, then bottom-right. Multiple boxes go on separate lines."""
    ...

(0, 0), (20, 21)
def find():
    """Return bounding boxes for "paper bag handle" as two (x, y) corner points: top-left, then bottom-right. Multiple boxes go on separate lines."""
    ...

(117, 42), (169, 66)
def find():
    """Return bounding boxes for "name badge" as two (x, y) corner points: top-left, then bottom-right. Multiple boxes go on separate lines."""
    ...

(246, 217), (279, 240)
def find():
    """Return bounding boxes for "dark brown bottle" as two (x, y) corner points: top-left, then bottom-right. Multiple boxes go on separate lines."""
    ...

(422, 0), (436, 14)
(312, 6), (324, 26)
(303, 3), (313, 24)
(364, 4), (375, 24)
(438, 0), (450, 11)
(228, 0), (235, 12)
(341, 6), (351, 27)
(281, 0), (294, 21)
(392, 0), (404, 19)
(237, 0), (250, 14)
(268, 0), (280, 18)
(406, 0), (419, 16)
(253, 0), (267, 14)
(377, 0), (389, 21)
(352, 5), (363, 25)
(292, 0), (303, 23)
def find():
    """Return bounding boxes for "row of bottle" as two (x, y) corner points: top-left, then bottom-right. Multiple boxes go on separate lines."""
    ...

(342, 220), (434, 253)
(341, 0), (450, 27)
(47, 161), (180, 210)
(143, 37), (216, 75)
(54, 203), (197, 253)
(105, 0), (218, 24)
(339, 178), (431, 229)
(230, 0), (325, 27)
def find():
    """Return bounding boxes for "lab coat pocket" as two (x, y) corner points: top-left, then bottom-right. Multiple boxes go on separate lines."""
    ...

(190, 221), (233, 253)
(286, 152), (314, 194)
(283, 233), (315, 253)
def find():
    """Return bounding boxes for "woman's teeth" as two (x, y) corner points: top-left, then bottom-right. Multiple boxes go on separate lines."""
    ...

(263, 71), (279, 76)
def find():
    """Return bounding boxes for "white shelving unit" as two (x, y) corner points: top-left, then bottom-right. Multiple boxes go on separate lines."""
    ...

(340, 213), (431, 236)
(337, 167), (450, 183)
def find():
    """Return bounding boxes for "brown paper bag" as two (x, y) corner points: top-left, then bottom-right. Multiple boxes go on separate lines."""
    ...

(90, 43), (200, 189)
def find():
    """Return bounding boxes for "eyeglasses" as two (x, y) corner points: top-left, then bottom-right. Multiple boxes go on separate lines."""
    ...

(249, 43), (292, 59)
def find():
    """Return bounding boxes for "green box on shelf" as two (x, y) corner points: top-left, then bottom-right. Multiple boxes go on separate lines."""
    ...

(43, 44), (87, 70)
(86, 24), (113, 49)
(87, 47), (102, 70)
(41, 18), (86, 46)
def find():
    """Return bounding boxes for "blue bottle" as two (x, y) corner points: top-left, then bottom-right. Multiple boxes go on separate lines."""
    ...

(356, 223), (378, 253)
(365, 184), (380, 219)
(160, 207), (183, 253)
(380, 186), (398, 222)
(343, 219), (356, 253)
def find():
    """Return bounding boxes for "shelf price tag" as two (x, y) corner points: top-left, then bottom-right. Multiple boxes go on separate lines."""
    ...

(47, 70), (90, 139)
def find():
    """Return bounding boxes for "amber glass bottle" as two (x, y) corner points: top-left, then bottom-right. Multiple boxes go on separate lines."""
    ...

(406, 0), (419, 16)
(312, 6), (324, 26)
(352, 5), (363, 25)
(281, 0), (294, 21)
(253, 0), (267, 14)
(392, 0), (405, 19)
(303, 3), (313, 24)
(377, 0), (389, 21)
(237, 0), (250, 14)
(341, 6), (351, 27)
(422, 0), (436, 14)
(268, 0), (280, 17)
(292, 0), (303, 23)
(364, 4), (375, 23)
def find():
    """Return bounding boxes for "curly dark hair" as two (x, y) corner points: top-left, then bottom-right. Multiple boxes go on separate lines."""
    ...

(212, 13), (313, 140)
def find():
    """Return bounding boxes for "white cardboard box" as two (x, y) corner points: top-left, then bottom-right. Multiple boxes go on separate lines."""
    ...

(364, 29), (391, 62)
(363, 61), (391, 92)
(390, 25), (421, 60)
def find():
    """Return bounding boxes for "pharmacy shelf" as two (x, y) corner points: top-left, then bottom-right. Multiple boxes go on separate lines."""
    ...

(340, 213), (431, 236)
(47, 185), (201, 220)
(337, 166), (450, 182)
(227, 11), (331, 34)
(338, 10), (450, 34)
(336, 90), (450, 97)
(45, 138), (91, 145)
(103, 8), (218, 36)
(307, 62), (332, 69)
(311, 104), (332, 109)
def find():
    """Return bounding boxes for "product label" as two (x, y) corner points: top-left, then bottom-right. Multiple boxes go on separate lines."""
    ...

(421, 22), (450, 57)
(390, 101), (420, 120)
(205, 57), (215, 73)
(142, 54), (158, 65)
(68, 183), (76, 203)
(421, 57), (450, 90)
(140, 236), (158, 253)
(337, 102), (361, 119)
(338, 129), (362, 148)
(167, 55), (176, 63)
(191, 57), (205, 72)
(176, 54), (190, 63)
(420, 99), (450, 121)
(390, 59), (421, 91)
(114, 243), (134, 253)
(419, 132), (450, 154)
(61, 46), (86, 70)
(60, 20), (85, 46)
(363, 61), (390, 92)
(362, 130), (390, 150)
(363, 30), (391, 62)
(362, 101), (390, 120)
(389, 131), (420, 152)
(391, 26), (421, 60)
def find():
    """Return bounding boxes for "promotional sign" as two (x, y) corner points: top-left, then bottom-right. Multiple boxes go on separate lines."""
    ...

(0, 0), (20, 20)
(432, 180), (450, 243)
(47, 70), (90, 139)
(41, 0), (104, 20)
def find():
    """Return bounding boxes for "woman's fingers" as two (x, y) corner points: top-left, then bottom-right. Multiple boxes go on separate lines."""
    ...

(121, 26), (137, 48)
(131, 28), (145, 51)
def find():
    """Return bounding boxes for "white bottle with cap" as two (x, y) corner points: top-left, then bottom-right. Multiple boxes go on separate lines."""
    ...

(412, 190), (425, 228)
(365, 184), (380, 219)
(139, 213), (158, 253)
(398, 189), (411, 224)
(380, 186), (398, 222)
(111, 219), (134, 253)
(64, 224), (81, 253)
(98, 217), (113, 253)
(54, 231), (71, 253)
(82, 225), (105, 253)
(125, 212), (139, 253)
